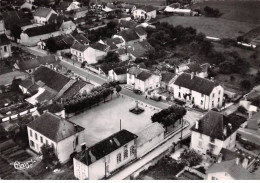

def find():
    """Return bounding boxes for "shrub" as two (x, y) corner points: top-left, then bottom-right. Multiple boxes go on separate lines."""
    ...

(180, 149), (202, 167)
(240, 80), (251, 91)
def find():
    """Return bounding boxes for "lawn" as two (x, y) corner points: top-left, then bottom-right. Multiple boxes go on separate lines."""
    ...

(159, 16), (259, 39)
(191, 0), (260, 24)
(69, 96), (158, 146)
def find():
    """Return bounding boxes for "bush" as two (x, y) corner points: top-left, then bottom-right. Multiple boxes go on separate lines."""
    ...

(204, 6), (221, 17)
(240, 80), (251, 91)
(180, 149), (202, 167)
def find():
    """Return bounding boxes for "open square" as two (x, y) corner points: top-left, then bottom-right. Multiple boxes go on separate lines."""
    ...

(69, 96), (159, 146)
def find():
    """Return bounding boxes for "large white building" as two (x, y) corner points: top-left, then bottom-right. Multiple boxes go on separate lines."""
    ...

(190, 110), (240, 157)
(172, 73), (224, 110)
(27, 112), (85, 164)
(73, 130), (138, 180)
(33, 7), (57, 25)
(133, 5), (156, 20)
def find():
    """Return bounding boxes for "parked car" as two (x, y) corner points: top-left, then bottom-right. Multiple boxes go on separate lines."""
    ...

(150, 95), (161, 101)
(133, 89), (143, 95)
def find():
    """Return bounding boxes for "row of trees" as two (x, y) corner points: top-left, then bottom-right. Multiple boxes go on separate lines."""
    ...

(64, 81), (121, 114)
(151, 105), (186, 132)
(204, 6), (221, 18)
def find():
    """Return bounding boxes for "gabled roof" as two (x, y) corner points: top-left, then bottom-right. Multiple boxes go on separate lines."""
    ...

(161, 72), (175, 84)
(75, 130), (137, 166)
(33, 66), (70, 92)
(117, 29), (140, 42)
(136, 122), (165, 145)
(33, 7), (54, 18)
(206, 159), (256, 180)
(2, 11), (32, 29)
(71, 41), (88, 52)
(27, 112), (84, 142)
(174, 73), (218, 95)
(119, 20), (138, 29)
(136, 71), (152, 81)
(191, 110), (241, 141)
(23, 24), (60, 37)
(90, 42), (109, 52)
(0, 34), (10, 46)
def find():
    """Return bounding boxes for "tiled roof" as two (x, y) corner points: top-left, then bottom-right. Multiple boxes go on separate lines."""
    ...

(90, 42), (109, 52)
(33, 66), (70, 92)
(33, 7), (53, 18)
(136, 5), (156, 12)
(161, 72), (175, 84)
(187, 63), (202, 73)
(0, 34), (10, 46)
(48, 14), (69, 24)
(23, 24), (60, 37)
(220, 148), (244, 162)
(72, 33), (89, 45)
(75, 130), (137, 166)
(136, 122), (165, 145)
(71, 41), (88, 52)
(117, 29), (139, 42)
(113, 66), (128, 75)
(127, 40), (153, 58)
(27, 84), (39, 94)
(27, 112), (84, 142)
(20, 79), (33, 89)
(174, 73), (218, 95)
(136, 71), (152, 81)
(119, 20), (138, 29)
(2, 11), (32, 29)
(191, 110), (241, 141)
(35, 90), (56, 103)
(128, 66), (142, 76)
(206, 159), (256, 180)
(134, 26), (147, 36)
(37, 103), (64, 115)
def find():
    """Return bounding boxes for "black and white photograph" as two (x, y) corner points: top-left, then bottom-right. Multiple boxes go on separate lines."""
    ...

(0, 0), (259, 180)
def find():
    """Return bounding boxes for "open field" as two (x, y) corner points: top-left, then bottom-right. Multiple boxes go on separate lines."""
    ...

(70, 96), (158, 146)
(94, 0), (166, 6)
(191, 0), (260, 24)
(159, 16), (259, 39)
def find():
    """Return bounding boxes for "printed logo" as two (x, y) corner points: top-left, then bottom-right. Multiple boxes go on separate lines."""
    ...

(10, 159), (37, 170)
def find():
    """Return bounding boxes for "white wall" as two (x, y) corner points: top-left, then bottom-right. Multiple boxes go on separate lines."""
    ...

(135, 74), (160, 93)
(207, 172), (234, 180)
(0, 44), (12, 59)
(74, 158), (89, 180)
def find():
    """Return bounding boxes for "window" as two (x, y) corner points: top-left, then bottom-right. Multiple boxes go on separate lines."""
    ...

(75, 136), (78, 146)
(30, 130), (32, 137)
(40, 136), (43, 143)
(210, 137), (215, 143)
(51, 143), (54, 148)
(178, 92), (181, 98)
(211, 176), (217, 180)
(218, 98), (220, 102)
(30, 140), (34, 147)
(117, 153), (121, 163)
(35, 133), (38, 140)
(46, 139), (48, 145)
(201, 100), (203, 105)
(179, 86), (181, 89)
(124, 145), (128, 159)
(212, 101), (214, 107)
(4, 46), (7, 52)
(130, 146), (135, 156)
(218, 90), (221, 95)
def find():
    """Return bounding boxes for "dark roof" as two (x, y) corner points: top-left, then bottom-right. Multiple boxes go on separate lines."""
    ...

(188, 63), (202, 73)
(191, 110), (241, 141)
(174, 73), (218, 95)
(113, 66), (128, 75)
(117, 29), (139, 42)
(0, 34), (10, 46)
(59, 1), (71, 10)
(161, 72), (175, 83)
(72, 33), (89, 45)
(37, 103), (64, 115)
(206, 159), (256, 180)
(33, 7), (53, 18)
(71, 41), (88, 52)
(48, 14), (69, 24)
(27, 84), (39, 94)
(134, 26), (147, 36)
(220, 148), (244, 162)
(75, 130), (137, 166)
(60, 80), (91, 100)
(2, 11), (32, 29)
(90, 42), (109, 52)
(20, 79), (33, 89)
(35, 90), (56, 102)
(136, 71), (152, 81)
(119, 20), (138, 29)
(23, 23), (60, 37)
(127, 40), (153, 58)
(33, 66), (70, 92)
(136, 5), (156, 12)
(27, 112), (84, 142)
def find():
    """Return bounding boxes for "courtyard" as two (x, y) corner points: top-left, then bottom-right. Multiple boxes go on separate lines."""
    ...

(70, 96), (160, 146)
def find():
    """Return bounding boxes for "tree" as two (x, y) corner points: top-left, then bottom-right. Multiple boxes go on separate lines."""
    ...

(115, 85), (122, 94)
(10, 25), (22, 41)
(180, 149), (202, 167)
(46, 37), (58, 53)
(240, 80), (251, 91)
(255, 71), (260, 84)
(204, 6), (221, 17)
(41, 144), (59, 166)
(0, 125), (8, 141)
(99, 52), (119, 64)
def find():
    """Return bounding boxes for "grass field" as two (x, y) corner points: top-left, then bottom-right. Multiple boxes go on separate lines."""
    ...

(94, 0), (166, 6)
(191, 0), (260, 24)
(159, 16), (259, 39)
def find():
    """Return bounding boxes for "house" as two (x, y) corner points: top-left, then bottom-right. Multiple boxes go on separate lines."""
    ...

(119, 3), (136, 13)
(0, 71), (29, 87)
(14, 55), (61, 73)
(118, 20), (138, 30)
(100, 37), (124, 51)
(27, 112), (85, 163)
(127, 40), (153, 60)
(68, 7), (88, 20)
(185, 62), (209, 78)
(33, 7), (57, 24)
(136, 122), (165, 158)
(67, 1), (81, 11)
(0, 34), (12, 59)
(133, 5), (156, 20)
(206, 158), (256, 180)
(73, 129), (138, 180)
(19, 78), (39, 95)
(172, 73), (224, 110)
(127, 67), (161, 93)
(71, 42), (109, 64)
(117, 47), (129, 61)
(108, 66), (128, 83)
(20, 2), (37, 10)
(113, 27), (147, 46)
(190, 110), (241, 157)
(160, 72), (176, 92)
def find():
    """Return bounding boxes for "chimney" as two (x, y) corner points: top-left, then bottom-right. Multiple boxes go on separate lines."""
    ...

(191, 72), (195, 80)
(236, 157), (240, 165)
(217, 153), (223, 163)
(242, 158), (249, 169)
(223, 126), (227, 137)
(195, 121), (199, 129)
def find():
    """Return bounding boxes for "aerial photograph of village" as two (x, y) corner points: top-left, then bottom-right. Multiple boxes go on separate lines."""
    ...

(0, 0), (259, 180)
